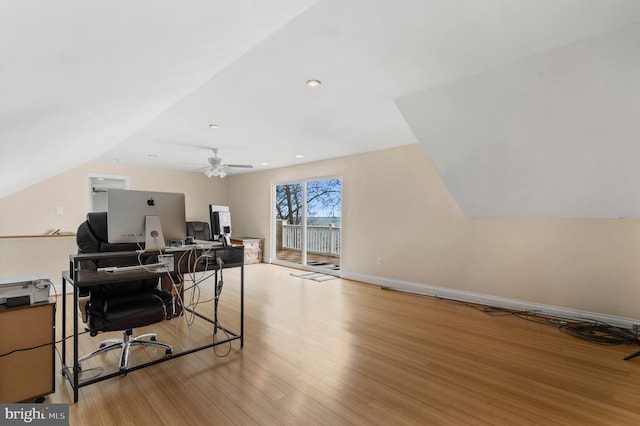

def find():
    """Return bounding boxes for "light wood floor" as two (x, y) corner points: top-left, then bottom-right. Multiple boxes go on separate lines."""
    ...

(48, 264), (640, 425)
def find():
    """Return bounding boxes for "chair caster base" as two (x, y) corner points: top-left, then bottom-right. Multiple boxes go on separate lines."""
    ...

(78, 330), (173, 371)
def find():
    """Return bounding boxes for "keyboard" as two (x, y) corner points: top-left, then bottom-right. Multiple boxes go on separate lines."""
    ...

(193, 240), (222, 249)
(97, 262), (168, 273)
(165, 241), (222, 251)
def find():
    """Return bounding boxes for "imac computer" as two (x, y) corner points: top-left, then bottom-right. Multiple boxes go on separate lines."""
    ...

(209, 204), (232, 247)
(107, 189), (186, 251)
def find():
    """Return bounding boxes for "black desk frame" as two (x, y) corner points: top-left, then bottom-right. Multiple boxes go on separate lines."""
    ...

(60, 246), (244, 403)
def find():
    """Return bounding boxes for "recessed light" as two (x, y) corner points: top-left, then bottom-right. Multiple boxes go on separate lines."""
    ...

(295, 154), (305, 158)
(260, 162), (269, 166)
(209, 124), (220, 129)
(306, 79), (321, 87)
(148, 154), (157, 158)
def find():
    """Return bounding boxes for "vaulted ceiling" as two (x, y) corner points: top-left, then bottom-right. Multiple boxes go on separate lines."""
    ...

(3, 1), (640, 217)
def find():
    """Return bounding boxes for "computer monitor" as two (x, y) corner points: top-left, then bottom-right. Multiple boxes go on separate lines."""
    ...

(107, 189), (186, 250)
(209, 204), (231, 246)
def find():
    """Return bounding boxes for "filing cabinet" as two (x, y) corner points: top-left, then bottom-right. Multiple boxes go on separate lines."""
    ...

(0, 300), (55, 402)
(230, 237), (263, 264)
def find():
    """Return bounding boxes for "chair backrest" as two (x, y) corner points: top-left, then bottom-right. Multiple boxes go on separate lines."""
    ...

(77, 212), (142, 258)
(186, 221), (212, 241)
(76, 212), (159, 297)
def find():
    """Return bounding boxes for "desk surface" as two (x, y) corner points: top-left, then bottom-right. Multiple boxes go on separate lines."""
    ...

(62, 269), (165, 286)
(67, 245), (244, 287)
(69, 245), (243, 260)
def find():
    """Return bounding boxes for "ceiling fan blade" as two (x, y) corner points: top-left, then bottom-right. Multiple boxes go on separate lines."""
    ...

(224, 164), (254, 169)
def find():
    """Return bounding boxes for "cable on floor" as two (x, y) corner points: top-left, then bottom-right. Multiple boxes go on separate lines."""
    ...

(433, 295), (639, 347)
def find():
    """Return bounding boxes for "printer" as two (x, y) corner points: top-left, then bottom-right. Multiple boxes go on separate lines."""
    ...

(0, 274), (52, 307)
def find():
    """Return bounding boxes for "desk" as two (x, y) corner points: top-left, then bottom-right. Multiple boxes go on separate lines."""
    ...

(60, 245), (244, 403)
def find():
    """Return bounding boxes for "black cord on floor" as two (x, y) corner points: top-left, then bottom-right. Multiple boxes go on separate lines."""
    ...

(561, 323), (636, 345)
(434, 295), (639, 347)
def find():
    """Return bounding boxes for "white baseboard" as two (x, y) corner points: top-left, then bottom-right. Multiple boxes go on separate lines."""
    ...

(340, 271), (640, 330)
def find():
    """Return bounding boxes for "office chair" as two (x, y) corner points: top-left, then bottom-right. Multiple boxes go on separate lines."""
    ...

(75, 212), (174, 371)
(186, 221), (212, 241)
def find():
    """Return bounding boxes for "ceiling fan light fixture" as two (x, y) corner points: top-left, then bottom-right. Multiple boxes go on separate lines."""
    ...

(205, 166), (227, 178)
(200, 147), (250, 178)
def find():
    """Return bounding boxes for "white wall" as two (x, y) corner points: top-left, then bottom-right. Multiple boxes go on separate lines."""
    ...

(0, 236), (78, 293)
(0, 162), (226, 289)
(3, 146), (640, 323)
(226, 144), (640, 321)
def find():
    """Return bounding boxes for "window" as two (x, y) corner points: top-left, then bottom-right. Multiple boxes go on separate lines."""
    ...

(273, 178), (341, 273)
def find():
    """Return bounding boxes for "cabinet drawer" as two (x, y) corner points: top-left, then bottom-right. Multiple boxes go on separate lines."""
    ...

(243, 241), (261, 250)
(245, 252), (261, 264)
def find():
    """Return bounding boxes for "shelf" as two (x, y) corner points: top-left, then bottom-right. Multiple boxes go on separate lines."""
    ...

(0, 233), (76, 239)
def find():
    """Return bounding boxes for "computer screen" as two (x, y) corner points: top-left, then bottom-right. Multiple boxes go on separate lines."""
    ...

(209, 204), (232, 246)
(107, 189), (186, 248)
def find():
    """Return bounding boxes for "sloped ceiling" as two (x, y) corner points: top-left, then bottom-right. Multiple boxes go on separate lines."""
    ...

(397, 20), (640, 218)
(2, 1), (640, 219)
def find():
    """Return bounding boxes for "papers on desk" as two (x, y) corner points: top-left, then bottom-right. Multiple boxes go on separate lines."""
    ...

(164, 241), (222, 251)
(194, 240), (223, 249)
(97, 262), (167, 273)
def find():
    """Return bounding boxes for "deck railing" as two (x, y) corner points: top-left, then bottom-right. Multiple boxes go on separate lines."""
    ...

(281, 223), (341, 256)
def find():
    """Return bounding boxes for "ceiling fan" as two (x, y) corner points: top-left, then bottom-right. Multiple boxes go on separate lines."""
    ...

(202, 148), (253, 178)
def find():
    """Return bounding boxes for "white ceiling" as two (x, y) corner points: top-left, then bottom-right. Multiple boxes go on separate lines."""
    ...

(397, 21), (640, 218)
(2, 0), (640, 217)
